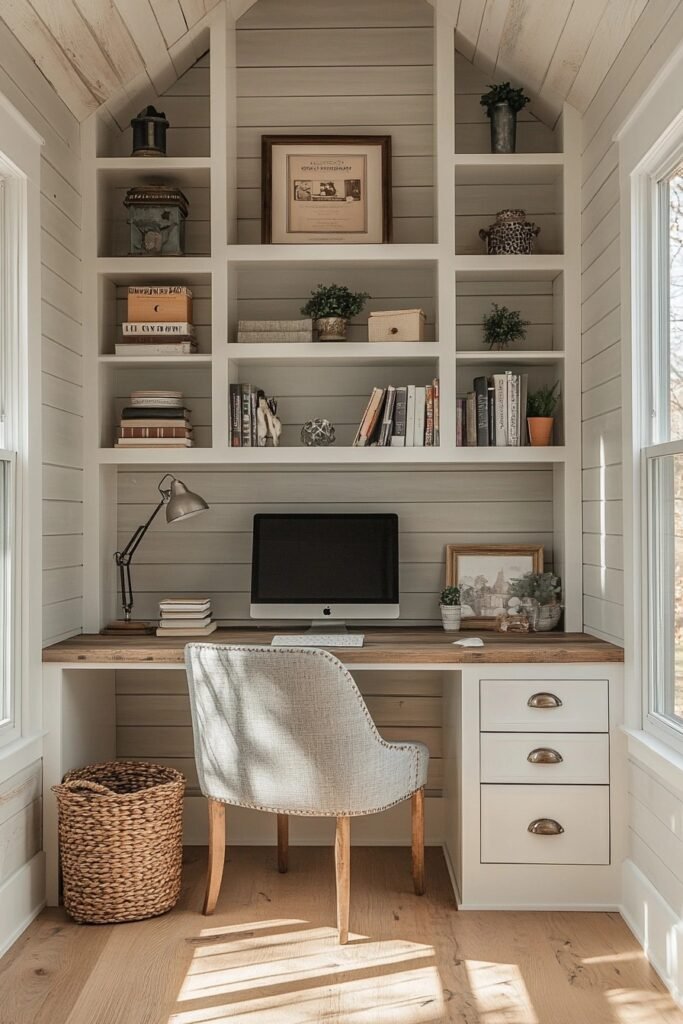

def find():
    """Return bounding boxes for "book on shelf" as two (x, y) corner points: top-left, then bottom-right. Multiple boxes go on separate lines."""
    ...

(121, 407), (190, 420)
(123, 322), (195, 337)
(157, 596), (215, 636)
(457, 371), (530, 447)
(236, 330), (313, 344)
(159, 598), (211, 613)
(119, 425), (192, 439)
(238, 319), (313, 333)
(114, 342), (198, 356)
(353, 378), (440, 448)
(229, 383), (260, 447)
(116, 392), (194, 449)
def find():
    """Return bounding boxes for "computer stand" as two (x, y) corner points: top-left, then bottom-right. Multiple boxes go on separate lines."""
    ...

(306, 620), (350, 634)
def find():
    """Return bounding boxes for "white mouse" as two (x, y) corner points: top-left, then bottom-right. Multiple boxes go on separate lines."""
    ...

(453, 637), (484, 647)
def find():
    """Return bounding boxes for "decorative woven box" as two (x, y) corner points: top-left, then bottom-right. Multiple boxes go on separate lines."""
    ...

(127, 286), (193, 323)
(368, 308), (426, 342)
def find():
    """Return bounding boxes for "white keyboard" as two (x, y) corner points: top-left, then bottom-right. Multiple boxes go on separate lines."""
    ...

(271, 634), (365, 648)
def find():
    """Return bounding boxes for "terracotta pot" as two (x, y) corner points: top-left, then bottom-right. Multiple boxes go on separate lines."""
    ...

(527, 417), (554, 446)
(440, 605), (462, 632)
(315, 316), (347, 342)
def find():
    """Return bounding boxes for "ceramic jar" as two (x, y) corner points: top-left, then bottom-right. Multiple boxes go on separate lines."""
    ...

(440, 605), (462, 632)
(479, 209), (541, 255)
(315, 316), (347, 341)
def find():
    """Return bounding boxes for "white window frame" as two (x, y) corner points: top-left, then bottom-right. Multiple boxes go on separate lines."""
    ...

(618, 43), (683, 758)
(0, 94), (42, 757)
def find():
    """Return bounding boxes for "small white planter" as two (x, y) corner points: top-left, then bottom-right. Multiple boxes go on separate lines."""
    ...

(440, 605), (462, 632)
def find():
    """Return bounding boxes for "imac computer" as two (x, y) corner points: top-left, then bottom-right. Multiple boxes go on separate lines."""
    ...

(250, 513), (399, 636)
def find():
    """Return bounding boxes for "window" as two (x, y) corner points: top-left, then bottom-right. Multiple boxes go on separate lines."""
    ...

(647, 160), (683, 735)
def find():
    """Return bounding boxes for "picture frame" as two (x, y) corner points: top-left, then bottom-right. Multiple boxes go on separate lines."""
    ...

(261, 135), (392, 244)
(445, 544), (544, 630)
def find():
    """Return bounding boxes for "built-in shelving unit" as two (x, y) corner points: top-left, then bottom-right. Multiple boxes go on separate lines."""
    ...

(81, 5), (582, 631)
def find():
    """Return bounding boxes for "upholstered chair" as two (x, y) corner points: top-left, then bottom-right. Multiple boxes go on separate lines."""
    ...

(185, 644), (429, 942)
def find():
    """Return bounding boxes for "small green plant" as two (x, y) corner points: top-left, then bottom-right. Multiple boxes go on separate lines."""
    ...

(527, 382), (560, 417)
(482, 303), (529, 350)
(480, 82), (530, 116)
(301, 284), (370, 321)
(509, 572), (562, 606)
(440, 585), (461, 606)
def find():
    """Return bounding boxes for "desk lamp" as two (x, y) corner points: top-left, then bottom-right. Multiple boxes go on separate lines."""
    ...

(104, 473), (209, 634)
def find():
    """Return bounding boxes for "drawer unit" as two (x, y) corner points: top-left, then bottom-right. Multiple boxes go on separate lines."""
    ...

(480, 732), (609, 785)
(480, 679), (608, 733)
(480, 784), (610, 865)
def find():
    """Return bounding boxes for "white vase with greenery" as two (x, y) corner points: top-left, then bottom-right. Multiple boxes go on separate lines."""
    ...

(440, 585), (462, 632)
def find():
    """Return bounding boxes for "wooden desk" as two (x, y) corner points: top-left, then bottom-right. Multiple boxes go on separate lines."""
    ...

(43, 627), (623, 666)
(42, 628), (624, 912)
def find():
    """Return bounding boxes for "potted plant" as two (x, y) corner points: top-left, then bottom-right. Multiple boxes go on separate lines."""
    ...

(482, 303), (530, 350)
(509, 571), (562, 631)
(527, 382), (560, 446)
(301, 284), (370, 342)
(480, 82), (530, 154)
(439, 585), (462, 632)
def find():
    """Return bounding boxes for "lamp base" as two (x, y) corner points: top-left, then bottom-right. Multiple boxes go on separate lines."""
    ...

(101, 620), (156, 636)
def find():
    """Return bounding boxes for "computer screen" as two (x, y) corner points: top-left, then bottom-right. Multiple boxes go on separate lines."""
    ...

(250, 513), (399, 614)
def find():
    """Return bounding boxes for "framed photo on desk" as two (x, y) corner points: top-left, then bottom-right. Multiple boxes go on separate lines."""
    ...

(446, 543), (543, 630)
(261, 135), (392, 244)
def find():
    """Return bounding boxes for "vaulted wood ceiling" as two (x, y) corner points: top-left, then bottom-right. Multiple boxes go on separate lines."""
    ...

(0, 0), (652, 123)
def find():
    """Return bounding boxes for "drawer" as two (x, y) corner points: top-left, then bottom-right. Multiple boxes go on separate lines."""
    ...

(480, 679), (608, 732)
(480, 732), (609, 784)
(481, 784), (610, 864)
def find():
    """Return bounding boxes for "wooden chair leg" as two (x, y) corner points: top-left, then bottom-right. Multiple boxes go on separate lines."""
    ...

(335, 816), (351, 944)
(277, 813), (289, 873)
(203, 798), (226, 915)
(411, 788), (425, 896)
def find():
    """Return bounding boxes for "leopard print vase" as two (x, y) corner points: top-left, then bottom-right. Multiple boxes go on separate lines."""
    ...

(479, 209), (541, 255)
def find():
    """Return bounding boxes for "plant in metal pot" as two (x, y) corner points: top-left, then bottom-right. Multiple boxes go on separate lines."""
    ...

(482, 303), (530, 350)
(526, 382), (560, 446)
(440, 585), (462, 632)
(301, 284), (370, 342)
(480, 82), (530, 153)
(509, 571), (562, 631)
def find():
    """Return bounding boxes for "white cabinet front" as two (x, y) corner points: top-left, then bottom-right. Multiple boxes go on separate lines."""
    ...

(480, 784), (610, 864)
(480, 732), (609, 784)
(480, 679), (608, 732)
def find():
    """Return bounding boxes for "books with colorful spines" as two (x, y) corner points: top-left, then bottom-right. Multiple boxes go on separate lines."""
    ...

(432, 378), (440, 446)
(424, 384), (434, 446)
(156, 622), (217, 637)
(353, 387), (385, 446)
(390, 386), (408, 447)
(377, 385), (396, 446)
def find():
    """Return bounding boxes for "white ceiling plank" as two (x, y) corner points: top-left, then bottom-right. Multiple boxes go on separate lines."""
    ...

(474, 0), (507, 76)
(539, 0), (609, 111)
(149, 0), (187, 46)
(0, 0), (98, 118)
(112, 0), (177, 93)
(179, 0), (220, 28)
(168, 16), (211, 78)
(28, 0), (124, 102)
(567, 0), (649, 113)
(73, 0), (144, 85)
(494, 0), (571, 94)
(455, 0), (486, 61)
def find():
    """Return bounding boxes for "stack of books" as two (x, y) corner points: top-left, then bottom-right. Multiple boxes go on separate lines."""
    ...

(353, 380), (440, 447)
(457, 371), (529, 447)
(229, 382), (260, 446)
(115, 286), (197, 356)
(156, 597), (217, 637)
(115, 390), (194, 449)
(237, 319), (313, 344)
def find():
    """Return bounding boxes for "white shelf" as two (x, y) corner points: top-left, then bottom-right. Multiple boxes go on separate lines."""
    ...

(96, 257), (213, 279)
(453, 255), (565, 279)
(227, 342), (440, 365)
(456, 350), (565, 364)
(96, 445), (567, 466)
(95, 156), (211, 189)
(226, 244), (441, 266)
(454, 153), (563, 167)
(99, 355), (213, 368)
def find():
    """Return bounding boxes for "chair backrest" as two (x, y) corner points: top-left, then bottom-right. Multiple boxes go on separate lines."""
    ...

(185, 644), (400, 816)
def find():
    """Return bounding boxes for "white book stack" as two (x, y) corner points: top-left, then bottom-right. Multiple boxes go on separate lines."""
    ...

(156, 598), (217, 637)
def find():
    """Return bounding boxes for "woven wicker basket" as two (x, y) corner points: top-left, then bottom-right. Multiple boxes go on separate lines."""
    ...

(52, 761), (185, 924)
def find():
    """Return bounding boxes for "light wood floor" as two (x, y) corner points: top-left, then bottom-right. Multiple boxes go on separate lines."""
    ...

(1, 846), (682, 1024)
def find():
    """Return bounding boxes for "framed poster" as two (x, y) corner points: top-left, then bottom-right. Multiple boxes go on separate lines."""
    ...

(261, 135), (392, 244)
(446, 544), (544, 630)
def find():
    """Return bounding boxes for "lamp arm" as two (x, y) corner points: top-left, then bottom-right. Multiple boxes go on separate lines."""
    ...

(114, 497), (166, 619)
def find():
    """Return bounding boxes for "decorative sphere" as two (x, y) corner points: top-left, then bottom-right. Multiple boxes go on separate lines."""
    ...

(301, 419), (336, 446)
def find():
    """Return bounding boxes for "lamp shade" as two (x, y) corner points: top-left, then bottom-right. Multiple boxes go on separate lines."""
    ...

(165, 478), (209, 523)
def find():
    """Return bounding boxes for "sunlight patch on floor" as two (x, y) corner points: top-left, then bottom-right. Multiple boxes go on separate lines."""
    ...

(465, 959), (539, 1024)
(604, 987), (683, 1022)
(169, 919), (445, 1024)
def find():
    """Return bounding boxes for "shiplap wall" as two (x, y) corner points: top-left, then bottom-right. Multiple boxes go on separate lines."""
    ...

(579, 0), (683, 999)
(0, 24), (84, 646)
(0, 763), (42, 891)
(235, 0), (434, 244)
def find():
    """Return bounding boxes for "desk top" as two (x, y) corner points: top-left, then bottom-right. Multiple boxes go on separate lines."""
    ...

(42, 628), (624, 665)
